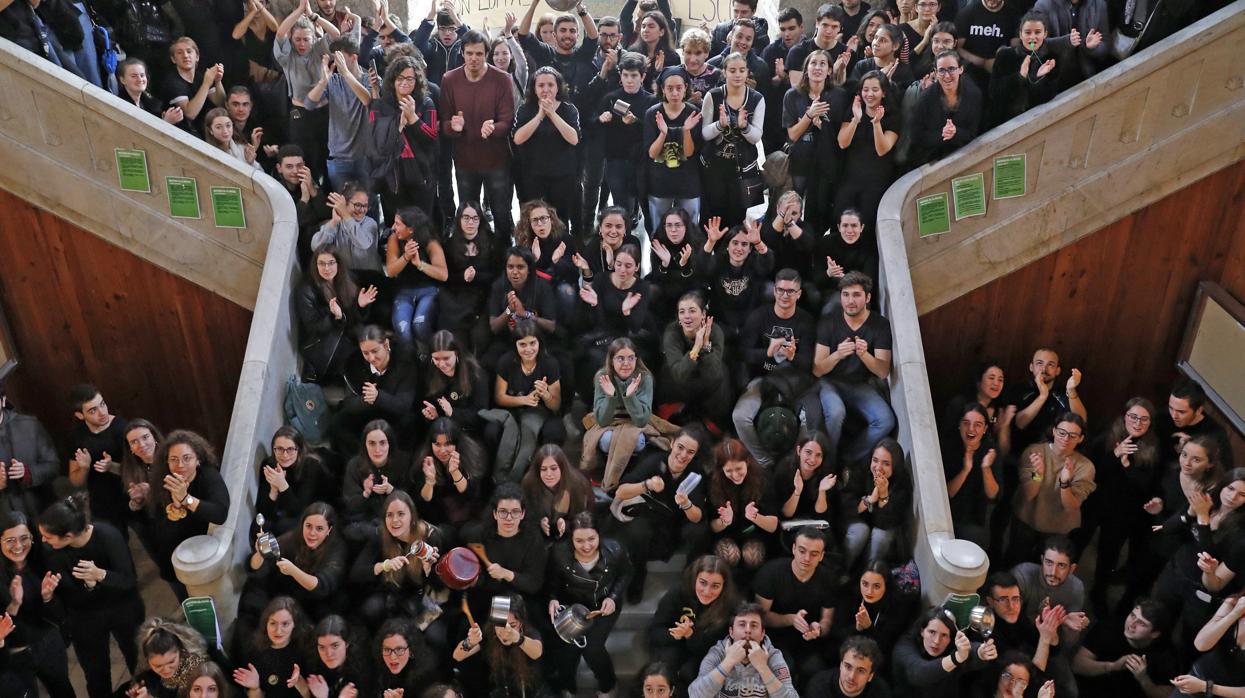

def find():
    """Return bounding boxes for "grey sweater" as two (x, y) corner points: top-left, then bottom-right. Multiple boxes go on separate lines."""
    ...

(688, 636), (798, 698)
(274, 20), (361, 107)
(311, 216), (381, 273)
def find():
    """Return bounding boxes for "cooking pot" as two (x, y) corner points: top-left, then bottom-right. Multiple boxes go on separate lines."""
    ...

(435, 547), (480, 590)
(967, 605), (995, 639)
(489, 595), (512, 625)
(552, 604), (602, 648)
(407, 540), (439, 564)
(255, 514), (281, 561)
(544, 0), (579, 11)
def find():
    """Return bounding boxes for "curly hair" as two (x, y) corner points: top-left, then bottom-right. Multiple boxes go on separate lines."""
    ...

(383, 56), (428, 101)
(513, 199), (567, 249)
(150, 430), (219, 513)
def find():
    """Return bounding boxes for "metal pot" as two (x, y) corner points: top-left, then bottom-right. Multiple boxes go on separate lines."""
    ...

(552, 604), (601, 648)
(407, 540), (439, 564)
(967, 605), (996, 639)
(255, 514), (281, 561)
(544, 0), (578, 11)
(489, 595), (513, 625)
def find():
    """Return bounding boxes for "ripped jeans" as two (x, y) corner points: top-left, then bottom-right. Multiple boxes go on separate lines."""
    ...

(392, 286), (439, 347)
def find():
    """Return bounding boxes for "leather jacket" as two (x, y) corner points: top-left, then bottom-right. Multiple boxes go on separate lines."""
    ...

(547, 537), (632, 608)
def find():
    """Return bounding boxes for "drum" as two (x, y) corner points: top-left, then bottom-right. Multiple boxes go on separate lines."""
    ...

(435, 546), (481, 590)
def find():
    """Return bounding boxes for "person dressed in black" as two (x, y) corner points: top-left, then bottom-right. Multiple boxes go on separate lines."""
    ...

(482, 247), (559, 370)
(576, 243), (655, 381)
(832, 563), (912, 661)
(644, 71), (705, 232)
(648, 209), (709, 324)
(116, 58), (187, 125)
(231, 596), (310, 698)
(1072, 599), (1179, 697)
(911, 50), (982, 166)
(65, 384), (129, 536)
(783, 49), (848, 236)
(334, 326), (418, 453)
(806, 635), (894, 698)
(38, 493), (144, 698)
(349, 489), (449, 634)
(611, 427), (711, 599)
(835, 71), (901, 234)
(943, 403), (1001, 550)
(340, 419), (412, 543)
(596, 52), (657, 225)
(542, 511), (632, 696)
(450, 593), (545, 698)
(243, 502), (348, 622)
(303, 615), (375, 698)
(647, 555), (740, 685)
(368, 56), (439, 218)
(512, 67), (583, 228)
(414, 417), (488, 527)
(298, 247), (378, 384)
(772, 433), (840, 526)
(701, 218), (774, 366)
(814, 209), (879, 315)
(419, 330), (492, 443)
(657, 293), (731, 427)
(255, 425), (331, 539)
(0, 510), (73, 698)
(439, 201), (496, 348)
(461, 483), (549, 621)
(492, 319), (566, 483)
(375, 617), (440, 695)
(148, 430), (231, 600)
(515, 200), (580, 324)
(754, 526), (840, 686)
(987, 12), (1069, 127)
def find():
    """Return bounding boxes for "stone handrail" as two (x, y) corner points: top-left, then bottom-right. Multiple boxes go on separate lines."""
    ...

(0, 38), (301, 627)
(896, 1), (1245, 315)
(875, 1), (1245, 604)
(0, 38), (279, 310)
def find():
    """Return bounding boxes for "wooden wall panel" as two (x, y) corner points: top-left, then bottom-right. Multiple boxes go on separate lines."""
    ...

(920, 160), (1245, 442)
(0, 187), (251, 452)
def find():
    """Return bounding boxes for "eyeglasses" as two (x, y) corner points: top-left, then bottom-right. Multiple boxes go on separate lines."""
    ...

(1002, 673), (1029, 689)
(1, 535), (31, 547)
(614, 355), (637, 364)
(381, 646), (409, 657)
(395, 75), (417, 84)
(936, 67), (959, 75)
(316, 259), (338, 268)
(168, 454), (199, 466)
(1053, 427), (1083, 440)
(530, 215), (551, 224)
(350, 202), (369, 210)
(917, 1), (939, 6)
(774, 287), (801, 296)
(1125, 413), (1152, 424)
(495, 508), (523, 519)
(461, 214), (480, 222)
(273, 446), (299, 455)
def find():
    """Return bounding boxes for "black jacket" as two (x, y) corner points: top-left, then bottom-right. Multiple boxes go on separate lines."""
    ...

(547, 537), (632, 609)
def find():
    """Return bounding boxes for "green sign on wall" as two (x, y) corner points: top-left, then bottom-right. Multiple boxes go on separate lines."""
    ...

(166, 176), (201, 219)
(952, 173), (987, 220)
(993, 154), (1028, 199)
(114, 148), (151, 193)
(210, 186), (246, 229)
(916, 193), (951, 237)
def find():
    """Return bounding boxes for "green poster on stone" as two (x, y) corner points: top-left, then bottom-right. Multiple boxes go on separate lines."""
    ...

(114, 148), (151, 193)
(993, 154), (1027, 199)
(952, 173), (987, 220)
(916, 193), (951, 237)
(166, 176), (201, 219)
(210, 186), (246, 228)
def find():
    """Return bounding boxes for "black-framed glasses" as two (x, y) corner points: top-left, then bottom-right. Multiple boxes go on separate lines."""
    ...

(1125, 412), (1152, 424)
(774, 287), (801, 296)
(495, 508), (523, 519)
(936, 67), (960, 75)
(1053, 427), (1083, 440)
(381, 646), (409, 657)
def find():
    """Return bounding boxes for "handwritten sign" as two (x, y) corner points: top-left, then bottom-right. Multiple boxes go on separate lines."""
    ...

(456, 0), (735, 35)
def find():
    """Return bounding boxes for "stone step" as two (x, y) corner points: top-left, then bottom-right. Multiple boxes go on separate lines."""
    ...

(572, 628), (650, 693)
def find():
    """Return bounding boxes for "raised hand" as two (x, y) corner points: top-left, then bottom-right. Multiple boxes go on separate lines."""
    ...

(233, 663), (261, 690)
(1028, 450), (1045, 479)
(625, 376), (642, 397)
(41, 571), (60, 602)
(737, 108), (748, 129)
(451, 110), (465, 132)
(621, 292), (642, 315)
(1086, 29), (1103, 50)
(856, 602), (872, 629)
(851, 95), (863, 121)
(651, 239), (671, 266)
(941, 118), (956, 141)
(703, 216), (725, 243)
(685, 110), (702, 129)
(871, 104), (886, 123)
(1037, 58), (1057, 78)
(656, 111), (668, 135)
(819, 473), (838, 492)
(598, 373), (616, 397)
(358, 285), (379, 307)
(718, 500), (734, 526)
(578, 284), (599, 307)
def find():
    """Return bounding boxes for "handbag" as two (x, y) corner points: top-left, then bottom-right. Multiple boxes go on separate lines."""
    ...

(119, 0), (172, 48)
(284, 375), (329, 444)
(737, 168), (765, 209)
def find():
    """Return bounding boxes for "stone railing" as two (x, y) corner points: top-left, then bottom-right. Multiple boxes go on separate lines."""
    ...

(0, 38), (279, 310)
(0, 38), (301, 627)
(876, 0), (1245, 603)
(895, 1), (1245, 315)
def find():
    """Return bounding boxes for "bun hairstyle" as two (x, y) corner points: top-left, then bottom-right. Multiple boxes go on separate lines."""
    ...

(41, 492), (92, 536)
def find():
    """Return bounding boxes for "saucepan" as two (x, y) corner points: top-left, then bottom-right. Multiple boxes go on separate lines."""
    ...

(255, 514), (282, 561)
(967, 605), (995, 639)
(552, 603), (603, 648)
(489, 595), (512, 625)
(435, 547), (480, 590)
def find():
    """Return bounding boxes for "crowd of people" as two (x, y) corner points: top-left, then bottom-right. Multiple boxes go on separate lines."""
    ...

(1, 0), (1240, 695)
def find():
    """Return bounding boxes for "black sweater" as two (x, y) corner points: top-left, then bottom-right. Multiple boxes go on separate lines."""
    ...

(44, 521), (141, 611)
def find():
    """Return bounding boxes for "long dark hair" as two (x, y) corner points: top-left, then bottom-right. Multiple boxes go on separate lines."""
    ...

(483, 594), (538, 690)
(1105, 398), (1159, 471)
(520, 444), (591, 523)
(524, 66), (569, 105)
(414, 417), (487, 482)
(628, 10), (677, 59)
(352, 419), (402, 477)
(267, 424), (320, 485)
(709, 438), (765, 506)
(447, 200), (494, 264)
(308, 615), (369, 678)
(654, 207), (702, 250)
(682, 555), (739, 633)
(310, 246), (360, 307)
(425, 331), (484, 403)
(377, 490), (434, 586)
(278, 502), (339, 572)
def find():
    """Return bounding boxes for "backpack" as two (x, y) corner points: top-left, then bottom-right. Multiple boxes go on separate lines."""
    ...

(284, 375), (329, 445)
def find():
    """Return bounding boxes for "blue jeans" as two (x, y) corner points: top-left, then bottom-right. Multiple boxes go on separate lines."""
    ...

(600, 430), (646, 453)
(326, 156), (371, 194)
(819, 378), (896, 468)
(392, 286), (439, 346)
(648, 196), (700, 236)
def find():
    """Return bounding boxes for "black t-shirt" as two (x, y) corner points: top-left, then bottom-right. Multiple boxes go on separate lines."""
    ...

(659, 64), (722, 107)
(496, 351), (560, 398)
(487, 276), (558, 326)
(741, 305), (817, 377)
(815, 232), (879, 293)
(512, 100), (581, 178)
(1156, 411), (1235, 472)
(620, 450), (708, 524)
(840, 105), (902, 179)
(1007, 379), (1072, 449)
(782, 87), (849, 178)
(69, 417), (130, 526)
(840, 4), (873, 39)
(598, 87), (657, 161)
(643, 102), (704, 198)
(816, 311), (894, 383)
(807, 669), (893, 698)
(1078, 617), (1180, 696)
(753, 558), (839, 641)
(957, 0), (1020, 86)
